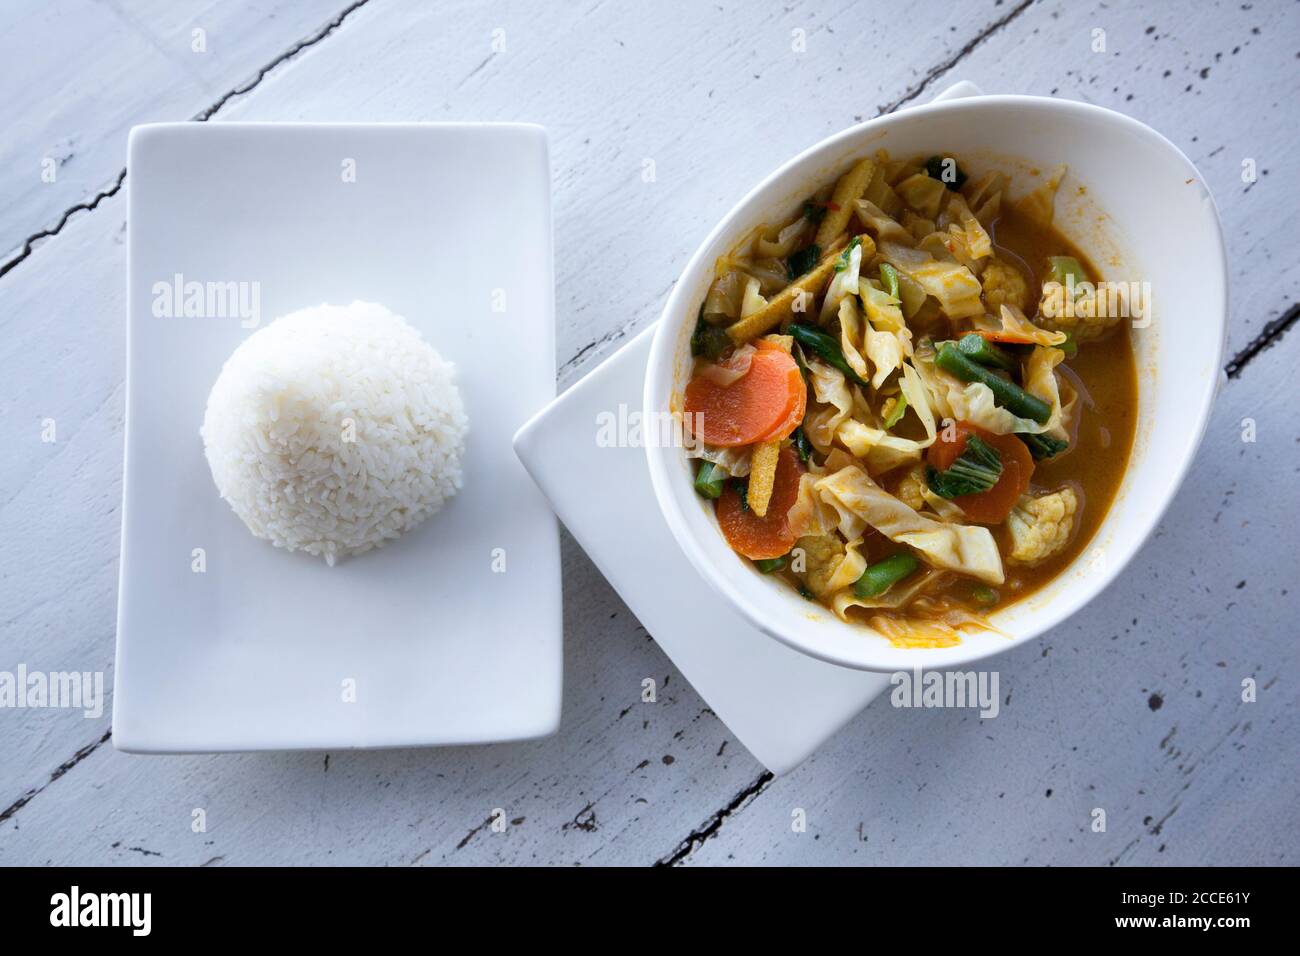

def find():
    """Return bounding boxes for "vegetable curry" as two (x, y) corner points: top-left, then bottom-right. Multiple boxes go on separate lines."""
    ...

(682, 151), (1137, 648)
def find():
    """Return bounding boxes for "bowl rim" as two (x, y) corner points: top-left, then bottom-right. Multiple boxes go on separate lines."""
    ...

(644, 93), (1229, 672)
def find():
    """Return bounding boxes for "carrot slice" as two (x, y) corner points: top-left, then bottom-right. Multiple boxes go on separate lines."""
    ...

(717, 446), (803, 559)
(752, 372), (807, 443)
(974, 330), (1034, 345)
(928, 422), (1033, 524)
(746, 336), (806, 442)
(684, 348), (805, 447)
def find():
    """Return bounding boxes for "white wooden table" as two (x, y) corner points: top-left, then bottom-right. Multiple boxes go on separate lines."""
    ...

(2, 0), (1296, 866)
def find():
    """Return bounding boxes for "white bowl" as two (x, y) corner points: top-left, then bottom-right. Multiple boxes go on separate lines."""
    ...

(645, 94), (1227, 673)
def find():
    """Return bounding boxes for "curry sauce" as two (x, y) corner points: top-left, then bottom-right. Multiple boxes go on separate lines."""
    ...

(682, 150), (1138, 645)
(987, 207), (1138, 606)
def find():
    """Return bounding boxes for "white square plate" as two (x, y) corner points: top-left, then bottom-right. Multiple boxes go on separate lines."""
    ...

(513, 327), (888, 775)
(115, 123), (561, 752)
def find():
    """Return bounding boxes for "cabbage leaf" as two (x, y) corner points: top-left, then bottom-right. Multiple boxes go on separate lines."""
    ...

(814, 463), (1005, 583)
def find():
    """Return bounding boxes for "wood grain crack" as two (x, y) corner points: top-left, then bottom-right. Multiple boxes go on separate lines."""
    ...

(454, 813), (495, 852)
(0, 729), (112, 827)
(0, 2), (377, 832)
(560, 317), (646, 376)
(877, 0), (1036, 114)
(1224, 302), (1299, 378)
(557, 2), (1037, 376)
(0, 170), (126, 281)
(191, 0), (375, 122)
(653, 769), (774, 866)
(0, 0), (374, 278)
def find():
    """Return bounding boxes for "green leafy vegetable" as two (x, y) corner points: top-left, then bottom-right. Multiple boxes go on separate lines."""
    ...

(693, 461), (726, 499)
(791, 342), (814, 386)
(787, 243), (821, 279)
(691, 314), (730, 361)
(833, 236), (862, 273)
(802, 200), (828, 224)
(1054, 331), (1078, 359)
(853, 551), (920, 599)
(1019, 433), (1070, 460)
(924, 155), (968, 191)
(926, 435), (1004, 499)
(791, 426), (813, 462)
(935, 341), (1052, 424)
(733, 478), (750, 513)
(754, 555), (788, 573)
(789, 323), (871, 388)
(879, 262), (900, 300)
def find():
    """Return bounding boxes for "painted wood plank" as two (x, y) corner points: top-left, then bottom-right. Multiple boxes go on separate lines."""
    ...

(0, 0), (365, 267)
(0, 0), (1031, 863)
(3, 329), (1294, 867)
(672, 0), (1300, 864)
(2, 0), (1296, 865)
(205, 0), (1038, 381)
(917, 0), (1300, 357)
(682, 333), (1299, 865)
(0, 537), (753, 866)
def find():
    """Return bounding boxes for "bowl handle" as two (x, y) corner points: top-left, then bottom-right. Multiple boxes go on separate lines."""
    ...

(927, 80), (985, 103)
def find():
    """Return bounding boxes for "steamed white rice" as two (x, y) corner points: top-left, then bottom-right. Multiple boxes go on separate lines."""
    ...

(201, 301), (467, 565)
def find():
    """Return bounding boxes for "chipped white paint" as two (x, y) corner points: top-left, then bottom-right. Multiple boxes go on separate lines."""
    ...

(0, 0), (359, 268)
(0, 0), (1296, 865)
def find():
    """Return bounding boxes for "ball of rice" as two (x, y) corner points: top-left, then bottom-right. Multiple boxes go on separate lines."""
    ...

(201, 301), (467, 565)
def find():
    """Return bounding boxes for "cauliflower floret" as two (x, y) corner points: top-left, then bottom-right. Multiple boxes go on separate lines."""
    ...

(894, 465), (927, 511)
(981, 256), (1030, 314)
(794, 534), (845, 597)
(1037, 282), (1122, 342)
(1007, 488), (1079, 565)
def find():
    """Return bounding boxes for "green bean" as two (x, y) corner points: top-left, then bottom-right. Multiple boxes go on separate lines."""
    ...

(879, 262), (900, 300)
(693, 461), (726, 499)
(882, 392), (908, 429)
(853, 551), (920, 599)
(754, 555), (788, 573)
(954, 332), (1017, 373)
(1046, 255), (1088, 289)
(935, 342), (1052, 424)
